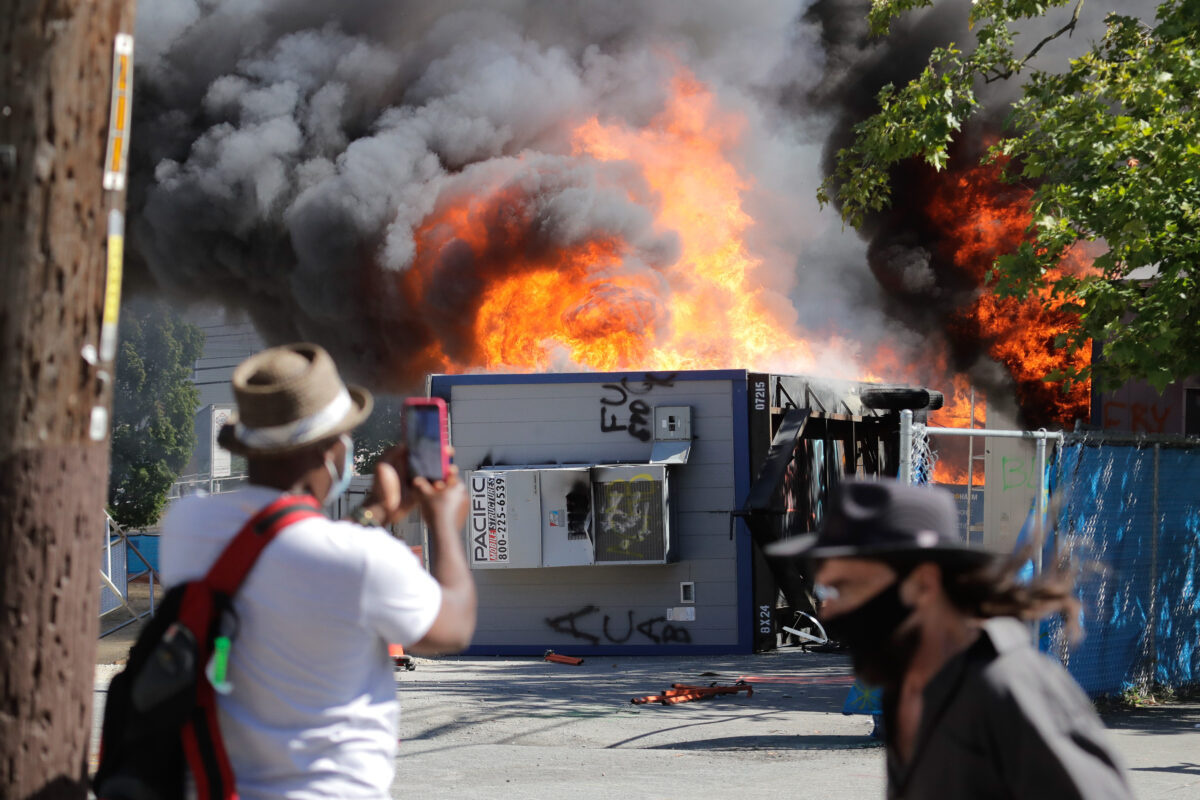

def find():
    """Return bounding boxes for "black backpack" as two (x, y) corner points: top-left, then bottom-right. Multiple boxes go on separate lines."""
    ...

(94, 494), (323, 800)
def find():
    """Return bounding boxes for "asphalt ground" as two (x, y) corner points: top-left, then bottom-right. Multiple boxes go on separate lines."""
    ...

(93, 619), (1200, 799)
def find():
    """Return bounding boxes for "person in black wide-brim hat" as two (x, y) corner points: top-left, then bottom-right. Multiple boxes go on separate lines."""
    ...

(767, 478), (1132, 800)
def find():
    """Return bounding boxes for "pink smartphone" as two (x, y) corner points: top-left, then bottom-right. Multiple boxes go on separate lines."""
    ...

(401, 397), (450, 481)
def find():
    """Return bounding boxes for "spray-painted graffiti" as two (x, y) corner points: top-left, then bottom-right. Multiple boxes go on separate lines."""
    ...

(545, 604), (692, 645)
(598, 373), (677, 441)
(1102, 400), (1174, 433)
(1000, 455), (1040, 492)
(596, 474), (659, 559)
(600, 398), (652, 440)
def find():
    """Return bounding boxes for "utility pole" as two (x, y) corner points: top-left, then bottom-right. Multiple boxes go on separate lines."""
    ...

(0, 2), (137, 797)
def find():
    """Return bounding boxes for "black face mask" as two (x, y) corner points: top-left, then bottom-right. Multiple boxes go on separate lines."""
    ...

(821, 581), (920, 688)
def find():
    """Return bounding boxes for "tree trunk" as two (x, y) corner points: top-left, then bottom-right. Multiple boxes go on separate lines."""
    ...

(0, 1), (136, 797)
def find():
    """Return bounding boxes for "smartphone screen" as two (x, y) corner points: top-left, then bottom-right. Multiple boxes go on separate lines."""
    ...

(403, 402), (446, 481)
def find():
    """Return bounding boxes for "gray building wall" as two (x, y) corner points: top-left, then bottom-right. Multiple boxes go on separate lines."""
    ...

(1093, 376), (1200, 435)
(175, 306), (264, 493)
(186, 308), (263, 408)
(437, 374), (744, 654)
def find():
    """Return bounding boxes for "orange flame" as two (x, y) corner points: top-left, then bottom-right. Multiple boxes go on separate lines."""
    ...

(413, 71), (817, 374)
(929, 374), (987, 485)
(913, 161), (1093, 484)
(394, 69), (1090, 491)
(931, 374), (986, 430)
(926, 162), (1091, 431)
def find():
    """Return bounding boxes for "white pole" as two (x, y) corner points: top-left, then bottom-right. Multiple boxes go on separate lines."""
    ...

(1031, 434), (1049, 648)
(966, 388), (976, 527)
(899, 409), (913, 485)
(1035, 435), (1047, 578)
(921, 426), (1063, 441)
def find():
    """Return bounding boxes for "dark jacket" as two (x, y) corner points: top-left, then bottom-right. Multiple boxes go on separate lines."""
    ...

(884, 617), (1133, 800)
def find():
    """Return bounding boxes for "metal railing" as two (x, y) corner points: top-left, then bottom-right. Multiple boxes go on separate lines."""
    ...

(99, 512), (159, 636)
(168, 471), (249, 498)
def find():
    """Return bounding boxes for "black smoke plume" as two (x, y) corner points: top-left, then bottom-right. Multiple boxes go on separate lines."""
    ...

(129, 0), (1151, 423)
(801, 0), (1155, 428)
(130, 0), (867, 390)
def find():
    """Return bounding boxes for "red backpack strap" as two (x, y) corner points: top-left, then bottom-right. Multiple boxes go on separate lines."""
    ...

(180, 493), (324, 800)
(177, 493), (323, 638)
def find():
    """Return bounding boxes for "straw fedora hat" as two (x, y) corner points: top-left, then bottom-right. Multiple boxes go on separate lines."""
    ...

(216, 343), (373, 456)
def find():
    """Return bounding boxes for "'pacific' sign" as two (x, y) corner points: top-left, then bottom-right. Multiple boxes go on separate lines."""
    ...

(469, 473), (508, 564)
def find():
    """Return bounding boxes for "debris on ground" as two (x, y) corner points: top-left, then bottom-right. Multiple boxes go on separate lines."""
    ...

(389, 643), (416, 671)
(632, 680), (753, 706)
(544, 649), (584, 665)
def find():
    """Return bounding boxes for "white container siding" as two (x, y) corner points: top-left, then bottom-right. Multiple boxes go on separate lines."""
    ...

(431, 370), (752, 655)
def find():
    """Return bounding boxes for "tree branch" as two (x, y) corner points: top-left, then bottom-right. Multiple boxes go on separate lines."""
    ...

(984, 0), (1085, 83)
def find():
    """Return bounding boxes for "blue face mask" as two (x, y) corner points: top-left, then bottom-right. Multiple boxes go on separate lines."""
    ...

(324, 434), (354, 503)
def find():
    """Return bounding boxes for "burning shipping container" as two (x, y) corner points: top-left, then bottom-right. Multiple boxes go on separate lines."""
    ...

(394, 369), (939, 655)
(131, 3), (1099, 456)
(130, 1), (1148, 652)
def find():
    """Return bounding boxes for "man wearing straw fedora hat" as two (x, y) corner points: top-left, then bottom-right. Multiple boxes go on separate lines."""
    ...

(767, 478), (1130, 800)
(160, 342), (475, 800)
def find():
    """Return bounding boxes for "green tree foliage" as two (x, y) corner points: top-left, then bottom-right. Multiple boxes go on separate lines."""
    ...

(108, 301), (205, 529)
(819, 0), (1200, 390)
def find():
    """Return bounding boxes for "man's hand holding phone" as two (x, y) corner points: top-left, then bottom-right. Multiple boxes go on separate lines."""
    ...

(355, 397), (461, 528)
(357, 442), (465, 528)
(358, 396), (474, 654)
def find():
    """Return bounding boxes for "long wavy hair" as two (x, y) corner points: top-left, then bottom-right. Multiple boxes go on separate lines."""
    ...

(939, 545), (1084, 642)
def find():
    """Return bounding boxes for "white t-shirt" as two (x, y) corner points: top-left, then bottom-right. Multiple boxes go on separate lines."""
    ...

(160, 486), (442, 800)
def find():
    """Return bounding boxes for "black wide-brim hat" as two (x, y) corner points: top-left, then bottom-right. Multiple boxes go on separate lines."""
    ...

(216, 343), (373, 457)
(765, 479), (995, 567)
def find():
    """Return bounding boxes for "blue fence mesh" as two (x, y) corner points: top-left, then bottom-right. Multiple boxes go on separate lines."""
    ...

(1044, 439), (1200, 696)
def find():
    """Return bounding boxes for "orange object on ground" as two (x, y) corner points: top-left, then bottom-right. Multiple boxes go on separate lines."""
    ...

(389, 643), (416, 671)
(543, 650), (584, 665)
(670, 682), (753, 697)
(631, 681), (753, 705)
(660, 690), (711, 705)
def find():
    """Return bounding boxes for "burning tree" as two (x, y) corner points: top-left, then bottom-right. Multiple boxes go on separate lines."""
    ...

(819, 0), (1200, 392)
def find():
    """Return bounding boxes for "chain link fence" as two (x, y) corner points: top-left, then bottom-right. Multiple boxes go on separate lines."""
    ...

(913, 415), (1200, 698)
(1044, 436), (1200, 697)
(99, 513), (158, 636)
